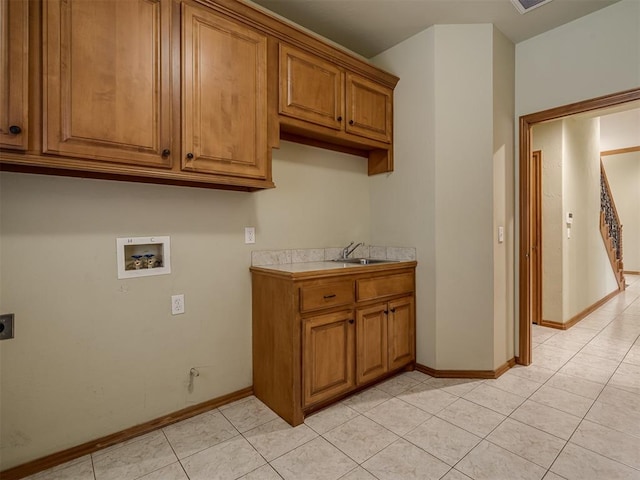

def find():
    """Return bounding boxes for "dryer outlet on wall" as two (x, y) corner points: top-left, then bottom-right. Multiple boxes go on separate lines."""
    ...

(0, 313), (15, 340)
(171, 294), (185, 315)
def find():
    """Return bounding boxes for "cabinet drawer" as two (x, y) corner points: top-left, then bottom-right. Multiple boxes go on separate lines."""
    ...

(300, 281), (354, 313)
(357, 272), (413, 301)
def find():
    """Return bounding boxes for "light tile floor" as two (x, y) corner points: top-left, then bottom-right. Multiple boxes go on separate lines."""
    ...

(26, 275), (640, 480)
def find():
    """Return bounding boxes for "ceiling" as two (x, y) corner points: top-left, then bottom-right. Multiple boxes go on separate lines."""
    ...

(249, 0), (621, 58)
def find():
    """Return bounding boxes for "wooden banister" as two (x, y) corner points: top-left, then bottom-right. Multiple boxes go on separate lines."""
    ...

(600, 159), (625, 290)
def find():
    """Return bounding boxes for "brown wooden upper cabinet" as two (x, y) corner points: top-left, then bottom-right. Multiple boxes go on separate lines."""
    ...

(0, 0), (29, 150)
(43, 0), (174, 168)
(181, 3), (268, 180)
(345, 72), (392, 144)
(1, 0), (397, 189)
(279, 44), (344, 132)
(279, 43), (393, 145)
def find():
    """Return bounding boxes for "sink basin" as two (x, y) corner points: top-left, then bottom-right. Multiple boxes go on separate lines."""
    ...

(333, 258), (398, 265)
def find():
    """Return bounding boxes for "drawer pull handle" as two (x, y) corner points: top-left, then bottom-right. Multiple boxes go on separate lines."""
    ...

(323, 294), (336, 299)
(9, 125), (21, 135)
(384, 310), (389, 314)
(348, 319), (354, 324)
(390, 308), (396, 313)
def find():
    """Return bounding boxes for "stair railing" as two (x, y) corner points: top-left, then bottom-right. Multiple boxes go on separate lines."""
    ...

(600, 161), (623, 261)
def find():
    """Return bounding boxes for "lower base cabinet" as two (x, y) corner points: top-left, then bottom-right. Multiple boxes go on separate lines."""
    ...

(388, 296), (415, 370)
(303, 310), (355, 407)
(251, 262), (416, 426)
(356, 296), (415, 385)
(356, 303), (389, 385)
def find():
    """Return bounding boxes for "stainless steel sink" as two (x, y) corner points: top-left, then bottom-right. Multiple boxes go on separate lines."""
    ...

(332, 258), (398, 265)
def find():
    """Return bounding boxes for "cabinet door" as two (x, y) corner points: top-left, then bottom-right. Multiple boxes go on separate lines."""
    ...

(388, 296), (415, 370)
(0, 0), (28, 149)
(303, 310), (355, 407)
(182, 4), (268, 179)
(44, 0), (172, 167)
(356, 303), (388, 385)
(345, 72), (392, 143)
(279, 44), (344, 131)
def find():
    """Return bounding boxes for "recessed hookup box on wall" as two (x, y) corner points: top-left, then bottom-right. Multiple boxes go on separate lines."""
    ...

(116, 236), (171, 279)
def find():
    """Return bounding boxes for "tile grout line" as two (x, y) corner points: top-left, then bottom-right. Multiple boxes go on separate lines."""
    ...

(532, 314), (640, 475)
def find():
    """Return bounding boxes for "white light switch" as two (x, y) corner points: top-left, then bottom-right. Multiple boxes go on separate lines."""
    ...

(498, 226), (504, 244)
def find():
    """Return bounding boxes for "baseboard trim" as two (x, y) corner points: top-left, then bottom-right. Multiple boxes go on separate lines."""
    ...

(539, 288), (621, 331)
(0, 386), (253, 480)
(415, 358), (516, 380)
(623, 270), (639, 275)
(539, 319), (565, 330)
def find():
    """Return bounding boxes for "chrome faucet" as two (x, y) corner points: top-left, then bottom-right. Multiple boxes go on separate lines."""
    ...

(341, 241), (363, 259)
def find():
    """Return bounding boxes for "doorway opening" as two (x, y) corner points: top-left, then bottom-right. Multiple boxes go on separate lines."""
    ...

(518, 87), (640, 365)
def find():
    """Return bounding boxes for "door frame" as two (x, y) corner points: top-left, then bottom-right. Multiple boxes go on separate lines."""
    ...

(518, 87), (640, 365)
(531, 150), (542, 326)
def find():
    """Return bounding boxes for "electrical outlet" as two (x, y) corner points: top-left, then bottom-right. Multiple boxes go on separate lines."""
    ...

(171, 294), (185, 315)
(244, 227), (256, 244)
(0, 313), (14, 340)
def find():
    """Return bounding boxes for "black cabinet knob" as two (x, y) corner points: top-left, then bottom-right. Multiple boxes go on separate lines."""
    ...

(348, 120), (354, 125)
(186, 152), (194, 160)
(348, 319), (354, 324)
(161, 149), (171, 157)
(337, 116), (342, 122)
(9, 125), (21, 135)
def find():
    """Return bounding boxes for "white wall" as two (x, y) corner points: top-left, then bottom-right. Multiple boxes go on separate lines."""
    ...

(601, 109), (640, 152)
(372, 24), (515, 371)
(368, 28), (437, 366)
(533, 118), (618, 324)
(562, 118), (618, 320)
(516, 0), (640, 117)
(602, 151), (640, 272)
(0, 142), (371, 469)
(433, 25), (495, 370)
(492, 27), (515, 368)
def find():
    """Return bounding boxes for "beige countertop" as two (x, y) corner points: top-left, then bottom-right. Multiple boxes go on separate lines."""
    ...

(251, 261), (365, 273)
(250, 259), (417, 279)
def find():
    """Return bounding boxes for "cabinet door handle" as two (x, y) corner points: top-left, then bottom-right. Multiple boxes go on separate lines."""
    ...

(337, 116), (342, 122)
(323, 294), (336, 299)
(348, 119), (354, 125)
(162, 149), (171, 157)
(384, 310), (389, 315)
(348, 319), (354, 324)
(186, 152), (194, 160)
(390, 308), (396, 313)
(9, 125), (21, 135)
